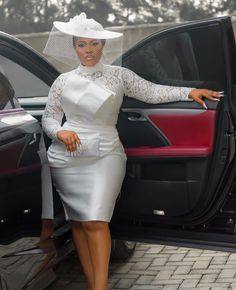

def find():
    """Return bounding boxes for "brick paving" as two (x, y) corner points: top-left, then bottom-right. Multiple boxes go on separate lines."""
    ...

(46, 243), (236, 290)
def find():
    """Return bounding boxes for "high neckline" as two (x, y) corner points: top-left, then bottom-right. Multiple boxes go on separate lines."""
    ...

(77, 62), (104, 74)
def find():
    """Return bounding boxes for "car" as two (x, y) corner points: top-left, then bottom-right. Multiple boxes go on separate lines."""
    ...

(1, 15), (236, 289)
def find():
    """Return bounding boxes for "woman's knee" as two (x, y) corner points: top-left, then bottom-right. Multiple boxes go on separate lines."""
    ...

(82, 221), (108, 232)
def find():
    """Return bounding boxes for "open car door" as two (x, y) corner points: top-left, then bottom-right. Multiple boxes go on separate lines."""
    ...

(111, 16), (236, 250)
(0, 32), (66, 290)
(0, 107), (41, 240)
(0, 33), (57, 244)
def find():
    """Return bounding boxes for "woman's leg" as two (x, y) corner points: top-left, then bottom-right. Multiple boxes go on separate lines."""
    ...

(39, 219), (54, 242)
(82, 221), (111, 290)
(71, 221), (94, 290)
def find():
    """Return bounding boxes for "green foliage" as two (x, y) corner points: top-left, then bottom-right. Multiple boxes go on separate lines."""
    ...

(0, 0), (59, 33)
(176, 0), (231, 21)
(0, 0), (235, 34)
(109, 0), (167, 24)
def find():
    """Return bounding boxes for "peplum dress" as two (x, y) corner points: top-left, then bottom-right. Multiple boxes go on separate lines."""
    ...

(42, 62), (193, 222)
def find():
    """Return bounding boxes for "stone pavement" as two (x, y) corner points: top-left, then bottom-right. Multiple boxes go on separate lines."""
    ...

(46, 242), (236, 290)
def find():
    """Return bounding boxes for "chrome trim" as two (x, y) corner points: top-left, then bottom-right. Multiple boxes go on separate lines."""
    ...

(26, 110), (44, 117)
(121, 108), (206, 116)
(127, 115), (147, 122)
(153, 209), (165, 215)
(29, 133), (37, 145)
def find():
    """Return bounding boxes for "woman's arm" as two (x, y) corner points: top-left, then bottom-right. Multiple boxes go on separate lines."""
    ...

(121, 67), (221, 108)
(42, 74), (81, 151)
(42, 75), (65, 140)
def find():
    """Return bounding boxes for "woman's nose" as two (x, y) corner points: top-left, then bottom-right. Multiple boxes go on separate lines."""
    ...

(85, 44), (93, 53)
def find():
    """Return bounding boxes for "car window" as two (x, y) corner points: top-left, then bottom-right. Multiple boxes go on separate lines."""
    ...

(0, 55), (50, 101)
(123, 23), (225, 90)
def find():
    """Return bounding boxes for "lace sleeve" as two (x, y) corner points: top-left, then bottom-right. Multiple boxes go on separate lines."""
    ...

(121, 67), (194, 103)
(42, 75), (65, 140)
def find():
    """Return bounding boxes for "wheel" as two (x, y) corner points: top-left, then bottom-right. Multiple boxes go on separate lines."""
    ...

(111, 239), (136, 260)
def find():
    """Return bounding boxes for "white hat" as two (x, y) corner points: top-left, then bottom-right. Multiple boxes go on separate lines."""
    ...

(53, 13), (122, 39)
(43, 13), (123, 69)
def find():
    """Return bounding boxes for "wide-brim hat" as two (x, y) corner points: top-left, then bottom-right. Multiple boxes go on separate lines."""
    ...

(53, 12), (122, 39)
(43, 12), (124, 69)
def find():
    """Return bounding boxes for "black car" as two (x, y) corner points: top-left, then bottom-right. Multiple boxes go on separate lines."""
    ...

(1, 16), (236, 289)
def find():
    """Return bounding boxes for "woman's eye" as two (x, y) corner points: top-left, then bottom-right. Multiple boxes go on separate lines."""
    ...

(77, 43), (85, 48)
(92, 42), (99, 46)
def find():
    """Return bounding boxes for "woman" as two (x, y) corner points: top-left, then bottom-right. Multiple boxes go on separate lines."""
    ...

(42, 13), (222, 290)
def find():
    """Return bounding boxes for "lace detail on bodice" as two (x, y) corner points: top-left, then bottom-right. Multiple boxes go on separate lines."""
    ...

(42, 64), (193, 140)
(78, 71), (103, 82)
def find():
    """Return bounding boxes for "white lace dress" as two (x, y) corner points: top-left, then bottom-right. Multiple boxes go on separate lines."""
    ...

(42, 62), (193, 222)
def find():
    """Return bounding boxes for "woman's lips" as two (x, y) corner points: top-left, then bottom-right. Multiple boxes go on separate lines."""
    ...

(85, 55), (94, 60)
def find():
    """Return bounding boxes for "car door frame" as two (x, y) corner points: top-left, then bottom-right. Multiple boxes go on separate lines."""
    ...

(0, 32), (62, 243)
(111, 16), (236, 251)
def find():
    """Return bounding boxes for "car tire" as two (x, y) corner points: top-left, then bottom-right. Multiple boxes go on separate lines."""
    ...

(111, 239), (136, 260)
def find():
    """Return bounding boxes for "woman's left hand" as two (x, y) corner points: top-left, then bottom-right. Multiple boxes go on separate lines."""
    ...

(189, 89), (223, 109)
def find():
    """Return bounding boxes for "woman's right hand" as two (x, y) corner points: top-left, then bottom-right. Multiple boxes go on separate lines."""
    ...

(56, 130), (81, 152)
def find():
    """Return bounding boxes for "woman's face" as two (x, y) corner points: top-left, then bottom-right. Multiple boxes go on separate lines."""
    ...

(74, 37), (104, 67)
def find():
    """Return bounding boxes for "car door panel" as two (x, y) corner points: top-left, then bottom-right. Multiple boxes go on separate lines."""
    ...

(117, 109), (169, 148)
(112, 16), (236, 245)
(122, 108), (216, 157)
(116, 103), (221, 217)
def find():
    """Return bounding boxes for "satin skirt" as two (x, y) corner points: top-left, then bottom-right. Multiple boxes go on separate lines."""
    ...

(51, 153), (126, 222)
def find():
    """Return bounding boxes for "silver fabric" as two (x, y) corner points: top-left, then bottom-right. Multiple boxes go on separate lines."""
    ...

(51, 154), (126, 222)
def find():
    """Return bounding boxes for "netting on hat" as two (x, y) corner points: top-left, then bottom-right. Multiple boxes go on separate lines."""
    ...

(43, 26), (79, 67)
(43, 26), (124, 70)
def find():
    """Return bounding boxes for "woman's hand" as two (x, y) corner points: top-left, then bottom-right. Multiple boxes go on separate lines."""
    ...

(57, 130), (81, 152)
(189, 89), (223, 109)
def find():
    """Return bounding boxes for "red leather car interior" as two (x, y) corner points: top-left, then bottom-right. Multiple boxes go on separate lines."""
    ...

(125, 110), (216, 157)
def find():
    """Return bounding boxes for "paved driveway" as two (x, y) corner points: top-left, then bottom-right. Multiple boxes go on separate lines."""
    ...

(46, 242), (236, 290)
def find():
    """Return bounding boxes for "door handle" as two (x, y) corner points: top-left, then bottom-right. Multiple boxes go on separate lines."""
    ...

(29, 133), (37, 145)
(126, 112), (147, 122)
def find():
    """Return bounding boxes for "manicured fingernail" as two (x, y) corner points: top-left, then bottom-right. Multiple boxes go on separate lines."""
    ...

(203, 103), (208, 109)
(213, 98), (220, 101)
